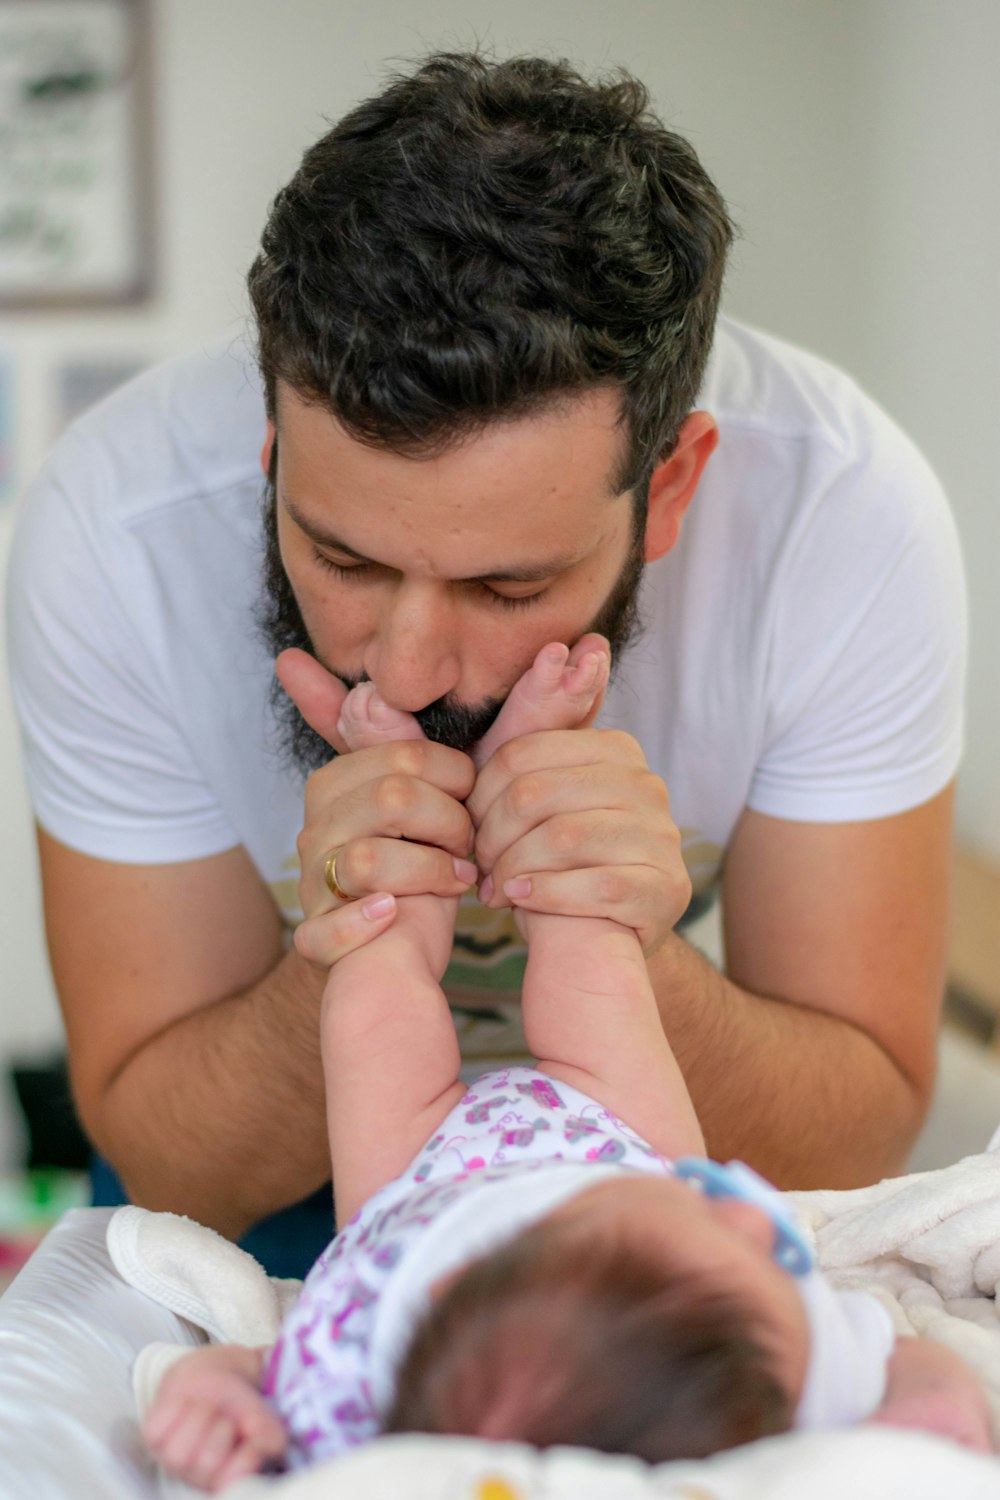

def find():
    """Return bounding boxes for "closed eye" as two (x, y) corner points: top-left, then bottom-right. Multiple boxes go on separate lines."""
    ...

(313, 549), (548, 610)
(478, 583), (548, 611)
(312, 550), (377, 580)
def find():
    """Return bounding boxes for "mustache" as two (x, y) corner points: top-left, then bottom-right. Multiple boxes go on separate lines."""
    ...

(335, 670), (507, 754)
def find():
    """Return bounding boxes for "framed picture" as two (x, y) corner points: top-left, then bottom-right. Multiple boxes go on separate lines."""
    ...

(0, 0), (153, 308)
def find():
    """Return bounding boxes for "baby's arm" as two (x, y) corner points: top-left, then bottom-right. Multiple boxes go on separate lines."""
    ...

(143, 1343), (286, 1492)
(868, 1336), (993, 1453)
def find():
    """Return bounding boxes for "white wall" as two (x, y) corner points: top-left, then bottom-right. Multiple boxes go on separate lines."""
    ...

(0, 0), (996, 1162)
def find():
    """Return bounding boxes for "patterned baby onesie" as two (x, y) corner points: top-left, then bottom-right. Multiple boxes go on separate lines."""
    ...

(263, 1065), (670, 1467)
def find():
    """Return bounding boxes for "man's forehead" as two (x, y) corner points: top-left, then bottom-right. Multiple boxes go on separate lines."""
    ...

(280, 491), (589, 582)
(274, 381), (634, 570)
(272, 379), (629, 495)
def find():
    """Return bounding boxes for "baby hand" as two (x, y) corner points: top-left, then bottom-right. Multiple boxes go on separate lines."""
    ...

(143, 1344), (287, 1492)
(870, 1337), (994, 1454)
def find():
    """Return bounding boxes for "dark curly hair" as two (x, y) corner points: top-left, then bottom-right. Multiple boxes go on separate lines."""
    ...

(248, 51), (734, 499)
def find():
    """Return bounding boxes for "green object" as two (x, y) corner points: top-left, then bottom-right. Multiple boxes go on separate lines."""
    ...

(0, 1169), (88, 1234)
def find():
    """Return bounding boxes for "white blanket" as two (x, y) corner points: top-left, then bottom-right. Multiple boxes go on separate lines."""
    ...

(107, 1148), (1000, 1497)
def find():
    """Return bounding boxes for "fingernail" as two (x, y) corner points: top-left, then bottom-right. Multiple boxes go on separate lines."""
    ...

(453, 858), (478, 884)
(361, 893), (395, 920)
(479, 875), (494, 903)
(504, 877), (532, 899)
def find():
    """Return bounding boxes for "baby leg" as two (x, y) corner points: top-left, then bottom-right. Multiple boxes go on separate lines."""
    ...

(335, 682), (457, 978)
(469, 636), (640, 982)
(322, 684), (464, 1223)
(472, 642), (704, 1155)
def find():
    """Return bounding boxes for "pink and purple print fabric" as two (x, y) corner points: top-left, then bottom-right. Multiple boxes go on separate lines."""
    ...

(263, 1065), (670, 1468)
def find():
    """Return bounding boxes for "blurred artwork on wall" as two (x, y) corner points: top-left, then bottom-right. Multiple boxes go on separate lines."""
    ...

(0, 0), (154, 308)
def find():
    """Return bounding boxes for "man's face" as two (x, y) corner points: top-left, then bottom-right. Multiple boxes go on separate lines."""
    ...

(261, 384), (647, 770)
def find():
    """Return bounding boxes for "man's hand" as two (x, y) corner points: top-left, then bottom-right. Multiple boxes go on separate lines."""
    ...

(467, 727), (691, 955)
(276, 649), (478, 968)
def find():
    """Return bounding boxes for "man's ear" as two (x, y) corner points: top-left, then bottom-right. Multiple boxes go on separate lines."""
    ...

(261, 420), (276, 478)
(643, 411), (719, 562)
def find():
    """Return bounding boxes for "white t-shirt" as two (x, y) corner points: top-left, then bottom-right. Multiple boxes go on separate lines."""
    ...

(6, 317), (966, 976)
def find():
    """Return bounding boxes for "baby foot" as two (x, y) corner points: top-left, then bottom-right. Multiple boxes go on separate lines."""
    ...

(472, 633), (610, 769)
(338, 680), (424, 751)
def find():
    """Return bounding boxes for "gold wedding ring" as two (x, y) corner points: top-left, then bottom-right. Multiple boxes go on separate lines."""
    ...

(323, 848), (352, 901)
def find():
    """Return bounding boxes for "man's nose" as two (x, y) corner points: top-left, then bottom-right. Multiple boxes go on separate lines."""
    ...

(363, 581), (461, 712)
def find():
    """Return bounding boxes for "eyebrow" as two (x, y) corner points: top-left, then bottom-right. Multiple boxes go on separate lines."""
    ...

(282, 495), (580, 584)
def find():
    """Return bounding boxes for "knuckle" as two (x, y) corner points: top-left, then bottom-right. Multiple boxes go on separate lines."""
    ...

(347, 838), (378, 888)
(494, 737), (531, 778)
(293, 921), (318, 963)
(550, 813), (584, 858)
(606, 729), (644, 763)
(632, 765), (669, 811)
(374, 772), (417, 819)
(303, 759), (336, 804)
(508, 770), (547, 821)
(387, 739), (429, 777)
(596, 867), (629, 906)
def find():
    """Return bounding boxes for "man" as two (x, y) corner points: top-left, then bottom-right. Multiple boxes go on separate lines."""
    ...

(6, 54), (964, 1275)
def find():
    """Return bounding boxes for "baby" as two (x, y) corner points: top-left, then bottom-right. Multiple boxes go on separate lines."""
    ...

(144, 639), (993, 1491)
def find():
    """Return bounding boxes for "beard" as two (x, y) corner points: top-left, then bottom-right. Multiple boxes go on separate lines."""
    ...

(257, 479), (646, 775)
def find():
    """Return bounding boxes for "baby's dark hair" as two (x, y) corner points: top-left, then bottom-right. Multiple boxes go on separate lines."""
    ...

(383, 1212), (793, 1461)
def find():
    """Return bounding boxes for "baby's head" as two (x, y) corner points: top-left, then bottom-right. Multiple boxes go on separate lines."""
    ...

(384, 1173), (810, 1461)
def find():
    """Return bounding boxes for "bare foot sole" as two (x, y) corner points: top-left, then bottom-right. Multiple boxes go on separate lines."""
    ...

(472, 634), (610, 768)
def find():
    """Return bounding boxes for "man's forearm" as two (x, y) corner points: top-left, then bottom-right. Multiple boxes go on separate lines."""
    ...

(90, 946), (330, 1239)
(650, 932), (927, 1187)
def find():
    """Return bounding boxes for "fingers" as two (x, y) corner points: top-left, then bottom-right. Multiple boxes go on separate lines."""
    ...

(275, 648), (350, 753)
(493, 865), (691, 955)
(478, 821), (691, 953)
(307, 735), (476, 805)
(473, 758), (667, 877)
(293, 891), (400, 969)
(466, 727), (645, 827)
(300, 753), (477, 917)
(147, 1399), (234, 1488)
(144, 1360), (289, 1491)
(468, 732), (688, 952)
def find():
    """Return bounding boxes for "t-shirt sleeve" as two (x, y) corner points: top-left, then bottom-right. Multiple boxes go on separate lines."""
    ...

(5, 429), (240, 863)
(795, 1273), (896, 1429)
(747, 424), (966, 822)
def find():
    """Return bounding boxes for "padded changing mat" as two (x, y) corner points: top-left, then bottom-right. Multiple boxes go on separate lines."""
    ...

(0, 1208), (201, 1499)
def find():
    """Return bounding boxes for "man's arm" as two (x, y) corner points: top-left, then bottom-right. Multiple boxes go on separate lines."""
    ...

(38, 828), (395, 1239)
(38, 675), (478, 1239)
(648, 787), (954, 1187)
